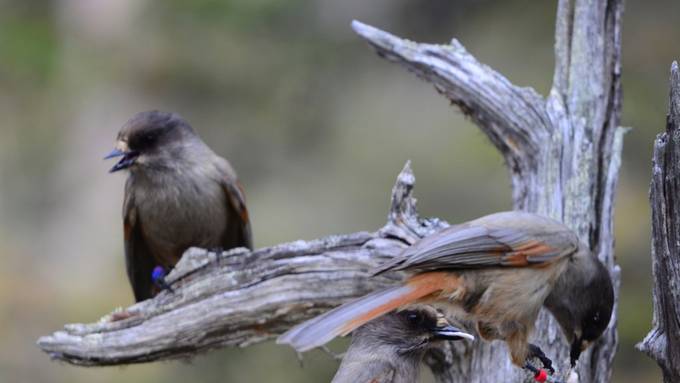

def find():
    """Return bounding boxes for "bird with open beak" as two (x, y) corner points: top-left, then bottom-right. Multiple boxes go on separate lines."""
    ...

(330, 306), (473, 383)
(105, 111), (252, 302)
(278, 211), (614, 375)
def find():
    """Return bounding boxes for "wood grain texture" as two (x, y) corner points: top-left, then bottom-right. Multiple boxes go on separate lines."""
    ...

(637, 61), (680, 383)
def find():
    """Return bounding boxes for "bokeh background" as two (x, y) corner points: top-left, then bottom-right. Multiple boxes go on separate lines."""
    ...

(1, 0), (676, 382)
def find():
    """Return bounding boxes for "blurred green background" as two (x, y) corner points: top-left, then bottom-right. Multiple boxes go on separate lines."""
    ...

(0, 0), (675, 382)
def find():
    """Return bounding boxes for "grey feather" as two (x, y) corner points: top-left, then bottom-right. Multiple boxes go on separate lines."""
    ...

(374, 211), (579, 275)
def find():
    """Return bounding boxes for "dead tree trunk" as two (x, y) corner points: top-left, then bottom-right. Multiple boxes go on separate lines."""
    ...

(351, 0), (624, 380)
(637, 61), (680, 383)
(37, 1), (624, 382)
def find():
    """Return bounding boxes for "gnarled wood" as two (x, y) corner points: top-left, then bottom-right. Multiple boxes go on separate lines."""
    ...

(637, 61), (680, 383)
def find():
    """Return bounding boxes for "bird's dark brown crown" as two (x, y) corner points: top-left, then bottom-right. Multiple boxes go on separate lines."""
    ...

(119, 111), (194, 153)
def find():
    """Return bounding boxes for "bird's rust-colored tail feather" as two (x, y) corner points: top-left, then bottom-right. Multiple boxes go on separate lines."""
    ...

(277, 272), (456, 352)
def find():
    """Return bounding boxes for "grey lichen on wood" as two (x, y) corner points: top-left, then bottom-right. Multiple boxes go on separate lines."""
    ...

(37, 162), (448, 366)
(637, 61), (680, 383)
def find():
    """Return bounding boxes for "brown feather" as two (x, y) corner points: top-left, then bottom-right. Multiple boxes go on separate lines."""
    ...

(340, 272), (460, 335)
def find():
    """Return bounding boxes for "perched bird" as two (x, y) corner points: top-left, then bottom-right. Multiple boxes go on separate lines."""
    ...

(330, 306), (473, 383)
(278, 211), (613, 371)
(105, 111), (252, 302)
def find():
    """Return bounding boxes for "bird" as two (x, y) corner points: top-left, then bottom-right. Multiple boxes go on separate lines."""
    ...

(278, 211), (613, 372)
(105, 110), (252, 302)
(330, 306), (473, 383)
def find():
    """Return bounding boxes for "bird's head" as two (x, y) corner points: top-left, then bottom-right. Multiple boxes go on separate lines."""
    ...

(567, 259), (614, 367)
(547, 249), (615, 367)
(360, 306), (474, 354)
(105, 111), (197, 173)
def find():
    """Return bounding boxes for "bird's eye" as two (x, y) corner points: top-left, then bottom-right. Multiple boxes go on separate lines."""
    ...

(406, 311), (424, 327)
(142, 133), (157, 145)
(133, 130), (163, 149)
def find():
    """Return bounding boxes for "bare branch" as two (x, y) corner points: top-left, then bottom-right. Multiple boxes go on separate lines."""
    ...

(36, 162), (447, 366)
(351, 20), (551, 166)
(637, 61), (680, 383)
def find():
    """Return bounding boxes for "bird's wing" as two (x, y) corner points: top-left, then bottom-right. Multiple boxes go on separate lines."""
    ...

(331, 359), (396, 383)
(123, 181), (156, 302)
(376, 211), (578, 274)
(277, 273), (456, 352)
(215, 157), (253, 250)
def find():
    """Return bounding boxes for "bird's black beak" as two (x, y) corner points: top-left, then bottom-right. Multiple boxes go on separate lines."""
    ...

(432, 324), (475, 341)
(105, 148), (138, 173)
(570, 337), (582, 367)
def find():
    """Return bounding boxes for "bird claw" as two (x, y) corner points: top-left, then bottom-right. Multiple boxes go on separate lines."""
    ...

(528, 343), (555, 374)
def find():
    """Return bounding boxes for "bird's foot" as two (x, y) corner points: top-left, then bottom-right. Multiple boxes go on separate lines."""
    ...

(151, 266), (174, 294)
(528, 343), (555, 374)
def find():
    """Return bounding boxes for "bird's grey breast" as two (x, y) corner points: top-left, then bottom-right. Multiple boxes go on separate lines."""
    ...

(132, 166), (227, 253)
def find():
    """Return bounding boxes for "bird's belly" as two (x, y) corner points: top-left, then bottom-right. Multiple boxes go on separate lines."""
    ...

(475, 268), (554, 320)
(135, 183), (227, 264)
(440, 263), (568, 330)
